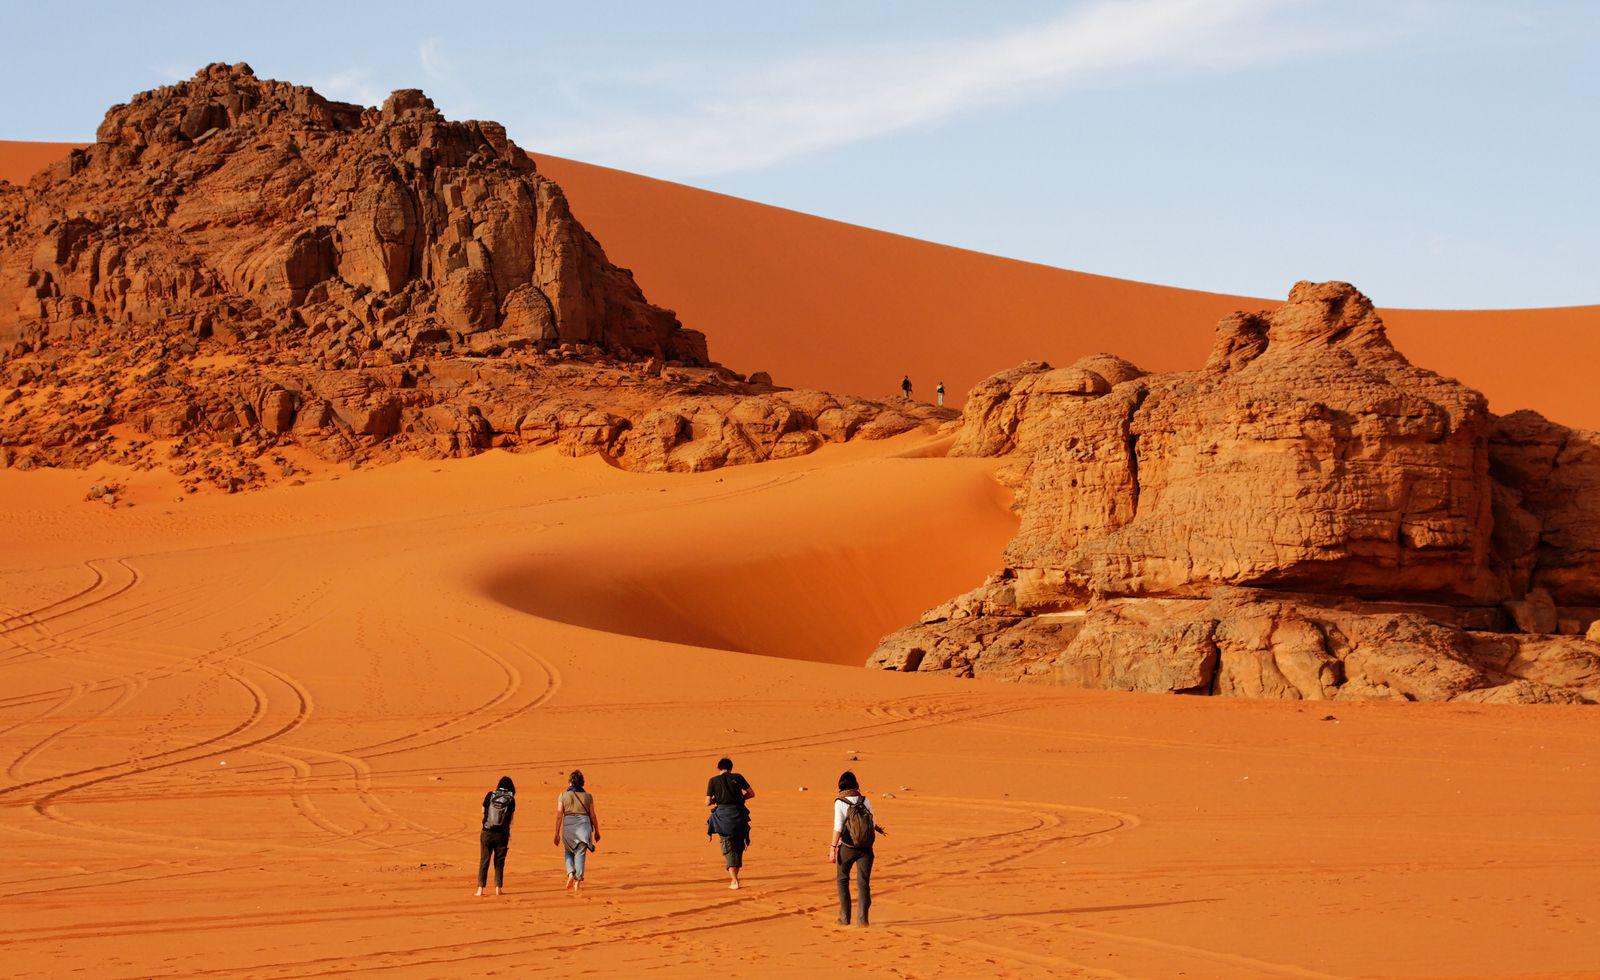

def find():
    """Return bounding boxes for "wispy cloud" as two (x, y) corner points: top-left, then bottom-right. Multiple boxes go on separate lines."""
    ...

(308, 68), (386, 108)
(418, 37), (449, 81)
(529, 0), (1399, 177)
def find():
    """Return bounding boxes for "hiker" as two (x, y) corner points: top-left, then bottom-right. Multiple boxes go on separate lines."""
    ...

(935, 380), (946, 407)
(829, 770), (886, 926)
(705, 756), (755, 889)
(476, 775), (516, 897)
(553, 769), (599, 892)
(900, 374), (913, 400)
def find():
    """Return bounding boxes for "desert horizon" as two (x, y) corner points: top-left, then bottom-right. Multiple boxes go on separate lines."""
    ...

(3, 24), (1599, 980)
(5, 139), (1598, 430)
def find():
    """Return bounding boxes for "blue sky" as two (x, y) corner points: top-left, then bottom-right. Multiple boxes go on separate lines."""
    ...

(2, 1), (1595, 307)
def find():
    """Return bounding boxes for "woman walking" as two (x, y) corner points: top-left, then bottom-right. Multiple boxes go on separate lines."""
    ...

(476, 775), (516, 897)
(553, 769), (599, 892)
(830, 770), (886, 926)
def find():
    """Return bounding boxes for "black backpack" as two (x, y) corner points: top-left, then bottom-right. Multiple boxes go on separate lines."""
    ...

(719, 772), (748, 808)
(838, 795), (875, 850)
(484, 789), (513, 830)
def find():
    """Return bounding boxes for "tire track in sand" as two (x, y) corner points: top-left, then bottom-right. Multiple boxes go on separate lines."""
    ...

(73, 795), (1140, 979)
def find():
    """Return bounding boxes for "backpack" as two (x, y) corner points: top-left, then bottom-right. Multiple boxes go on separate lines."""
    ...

(484, 789), (513, 831)
(718, 772), (748, 808)
(838, 795), (875, 850)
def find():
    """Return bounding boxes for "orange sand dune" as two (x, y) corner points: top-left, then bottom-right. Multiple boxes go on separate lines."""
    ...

(4, 140), (1596, 427)
(480, 441), (1014, 665)
(534, 153), (1600, 428)
(0, 140), (77, 186)
(3, 442), (1599, 977)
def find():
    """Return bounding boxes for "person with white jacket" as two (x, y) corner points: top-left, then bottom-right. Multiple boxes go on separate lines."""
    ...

(829, 770), (887, 926)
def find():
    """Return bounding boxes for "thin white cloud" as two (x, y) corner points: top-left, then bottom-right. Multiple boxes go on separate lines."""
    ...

(309, 68), (386, 108)
(419, 37), (449, 81)
(530, 0), (1397, 177)
(151, 63), (194, 84)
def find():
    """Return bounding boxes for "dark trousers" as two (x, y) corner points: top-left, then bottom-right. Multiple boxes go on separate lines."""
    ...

(719, 835), (744, 869)
(836, 843), (873, 924)
(478, 829), (509, 887)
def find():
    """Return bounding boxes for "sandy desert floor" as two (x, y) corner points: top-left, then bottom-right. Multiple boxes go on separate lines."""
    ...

(3, 437), (1599, 979)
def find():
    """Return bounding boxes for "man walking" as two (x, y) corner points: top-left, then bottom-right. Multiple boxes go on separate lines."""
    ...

(706, 757), (755, 889)
(935, 380), (946, 407)
(900, 374), (913, 400)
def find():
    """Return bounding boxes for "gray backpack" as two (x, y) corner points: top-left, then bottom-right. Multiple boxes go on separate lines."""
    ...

(484, 789), (513, 830)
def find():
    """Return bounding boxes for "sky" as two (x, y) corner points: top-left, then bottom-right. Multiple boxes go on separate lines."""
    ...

(1, 0), (1595, 308)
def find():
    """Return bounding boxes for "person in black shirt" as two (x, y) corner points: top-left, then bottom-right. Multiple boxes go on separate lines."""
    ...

(476, 775), (516, 896)
(705, 757), (754, 889)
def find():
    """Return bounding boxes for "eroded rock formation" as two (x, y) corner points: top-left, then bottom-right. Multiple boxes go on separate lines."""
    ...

(0, 66), (949, 487)
(872, 282), (1600, 703)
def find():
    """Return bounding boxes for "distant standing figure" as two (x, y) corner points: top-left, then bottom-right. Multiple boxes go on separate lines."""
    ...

(901, 375), (913, 400)
(553, 770), (599, 892)
(706, 756), (755, 890)
(476, 775), (516, 897)
(935, 381), (945, 407)
(829, 770), (887, 926)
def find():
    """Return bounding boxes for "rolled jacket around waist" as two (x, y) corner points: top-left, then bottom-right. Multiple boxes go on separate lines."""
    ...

(561, 813), (593, 852)
(708, 803), (750, 841)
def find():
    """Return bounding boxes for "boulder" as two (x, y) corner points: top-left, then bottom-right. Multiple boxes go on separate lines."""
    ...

(874, 283), (1600, 703)
(1505, 587), (1558, 635)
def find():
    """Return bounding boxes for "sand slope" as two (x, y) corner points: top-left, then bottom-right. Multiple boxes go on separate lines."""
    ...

(3, 140), (1595, 427)
(534, 153), (1600, 429)
(0, 140), (77, 187)
(2, 442), (1599, 977)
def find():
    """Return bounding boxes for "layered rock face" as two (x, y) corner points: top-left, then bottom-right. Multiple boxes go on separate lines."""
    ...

(0, 66), (948, 486)
(2, 63), (704, 362)
(872, 282), (1600, 703)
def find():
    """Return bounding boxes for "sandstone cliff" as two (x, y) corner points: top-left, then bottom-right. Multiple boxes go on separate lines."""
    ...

(871, 282), (1600, 703)
(0, 66), (948, 487)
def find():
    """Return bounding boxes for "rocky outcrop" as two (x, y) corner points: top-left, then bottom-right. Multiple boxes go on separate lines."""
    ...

(0, 338), (947, 491)
(0, 63), (704, 363)
(871, 282), (1600, 703)
(0, 66), (951, 488)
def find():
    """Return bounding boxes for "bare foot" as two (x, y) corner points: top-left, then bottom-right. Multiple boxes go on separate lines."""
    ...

(564, 873), (575, 891)
(572, 879), (582, 894)
(474, 887), (483, 897)
(494, 886), (502, 896)
(728, 881), (740, 890)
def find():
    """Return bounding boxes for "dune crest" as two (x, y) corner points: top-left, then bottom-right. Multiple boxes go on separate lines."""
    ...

(479, 446), (1016, 664)
(4, 141), (1595, 428)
